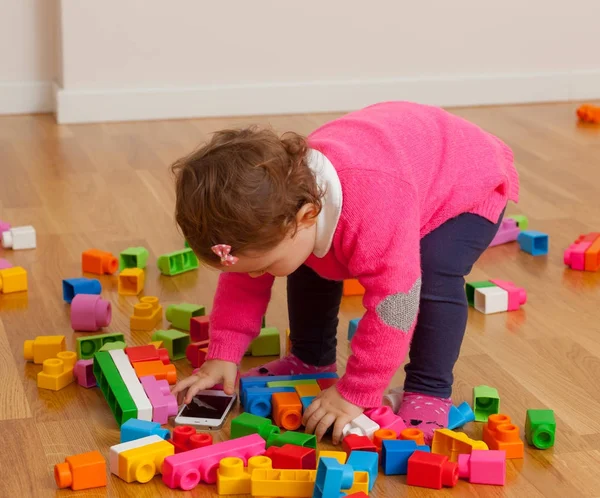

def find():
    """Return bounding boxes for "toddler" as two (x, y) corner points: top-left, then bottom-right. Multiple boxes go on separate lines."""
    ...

(172, 101), (519, 444)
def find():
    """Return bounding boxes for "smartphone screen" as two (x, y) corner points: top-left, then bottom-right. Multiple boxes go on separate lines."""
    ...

(179, 393), (235, 419)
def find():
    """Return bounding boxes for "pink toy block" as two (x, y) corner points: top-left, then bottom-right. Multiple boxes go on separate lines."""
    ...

(162, 433), (265, 490)
(458, 449), (506, 485)
(0, 220), (10, 233)
(488, 219), (520, 247)
(364, 405), (406, 434)
(140, 375), (178, 424)
(489, 279), (527, 311)
(70, 294), (112, 331)
(0, 258), (11, 270)
(73, 359), (96, 388)
(564, 240), (593, 270)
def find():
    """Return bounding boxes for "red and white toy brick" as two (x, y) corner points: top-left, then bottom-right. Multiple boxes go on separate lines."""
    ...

(364, 406), (407, 434)
(71, 294), (111, 331)
(458, 449), (506, 485)
(73, 359), (96, 388)
(407, 450), (459, 489)
(140, 375), (178, 424)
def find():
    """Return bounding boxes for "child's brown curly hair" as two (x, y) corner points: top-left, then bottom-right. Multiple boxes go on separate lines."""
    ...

(172, 126), (323, 265)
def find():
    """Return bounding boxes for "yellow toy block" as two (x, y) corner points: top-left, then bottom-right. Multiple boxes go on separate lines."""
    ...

(345, 471), (369, 495)
(118, 440), (174, 483)
(431, 428), (488, 462)
(317, 450), (347, 464)
(24, 335), (66, 364)
(217, 456), (272, 495)
(118, 268), (145, 296)
(37, 351), (77, 390)
(0, 266), (28, 293)
(250, 468), (316, 497)
(149, 340), (163, 349)
(295, 383), (321, 398)
(130, 296), (163, 331)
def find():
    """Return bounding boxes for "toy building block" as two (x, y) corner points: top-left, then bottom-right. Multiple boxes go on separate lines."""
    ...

(152, 329), (190, 361)
(0, 219), (9, 232)
(266, 431), (317, 449)
(517, 230), (549, 256)
(118, 268), (145, 296)
(119, 246), (149, 270)
(343, 413), (380, 439)
(381, 439), (430, 475)
(130, 296), (163, 331)
(431, 428), (488, 462)
(109, 349), (153, 421)
(585, 235), (600, 272)
(240, 373), (338, 399)
(489, 279), (527, 311)
(266, 444), (317, 469)
(168, 425), (213, 453)
(231, 412), (281, 441)
(77, 332), (125, 359)
(162, 433), (266, 489)
(133, 359), (177, 384)
(316, 450), (347, 465)
(474, 286), (509, 314)
(251, 327), (280, 356)
(166, 303), (205, 331)
(473, 385), (500, 421)
(400, 428), (425, 446)
(140, 375), (178, 424)
(406, 450), (459, 489)
(488, 218), (521, 247)
(74, 359), (96, 388)
(482, 414), (524, 458)
(344, 471), (369, 495)
(465, 280), (497, 306)
(93, 350), (138, 425)
(245, 386), (296, 418)
(157, 248), (199, 276)
(150, 340), (163, 349)
(0, 266), (28, 293)
(295, 383), (321, 398)
(1, 225), (36, 249)
(342, 435), (377, 456)
(577, 103), (600, 123)
(564, 233), (600, 271)
(447, 401), (476, 430)
(54, 450), (106, 491)
(347, 450), (378, 492)
(186, 340), (210, 368)
(317, 377), (338, 390)
(345, 493), (369, 498)
(37, 351), (77, 390)
(458, 449), (506, 485)
(348, 318), (360, 341)
(120, 418), (170, 443)
(190, 315), (210, 341)
(24, 335), (66, 364)
(71, 294), (111, 331)
(0, 258), (11, 270)
(99, 341), (126, 352)
(217, 455), (272, 495)
(126, 344), (169, 365)
(506, 214), (529, 230)
(301, 396), (315, 411)
(117, 439), (174, 483)
(525, 409), (556, 449)
(373, 429), (397, 451)
(82, 248), (118, 274)
(272, 391), (303, 430)
(251, 467), (317, 497)
(364, 405), (406, 434)
(343, 279), (365, 296)
(109, 435), (163, 474)
(267, 379), (319, 388)
(313, 457), (354, 498)
(62, 278), (101, 304)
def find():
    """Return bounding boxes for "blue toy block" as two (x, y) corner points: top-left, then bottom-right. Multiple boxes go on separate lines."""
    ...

(301, 396), (316, 411)
(62, 277), (101, 304)
(240, 372), (338, 404)
(244, 386), (296, 417)
(120, 418), (170, 443)
(313, 457), (354, 498)
(517, 230), (549, 256)
(347, 451), (378, 492)
(447, 401), (476, 430)
(381, 439), (430, 475)
(348, 318), (360, 341)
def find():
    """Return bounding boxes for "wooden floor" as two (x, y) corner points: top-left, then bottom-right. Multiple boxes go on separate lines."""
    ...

(1, 101), (600, 497)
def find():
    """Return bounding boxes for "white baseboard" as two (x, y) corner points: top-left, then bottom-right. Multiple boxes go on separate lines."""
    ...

(0, 81), (54, 115)
(50, 70), (600, 124)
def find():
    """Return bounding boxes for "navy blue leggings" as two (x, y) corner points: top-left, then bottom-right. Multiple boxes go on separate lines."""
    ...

(287, 211), (503, 398)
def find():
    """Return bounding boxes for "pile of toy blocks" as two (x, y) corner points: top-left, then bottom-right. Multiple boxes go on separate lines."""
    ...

(488, 214), (549, 256)
(0, 220), (35, 294)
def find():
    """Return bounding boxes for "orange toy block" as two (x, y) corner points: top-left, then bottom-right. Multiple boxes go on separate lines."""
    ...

(133, 360), (177, 385)
(400, 428), (425, 446)
(24, 335), (66, 364)
(295, 383), (321, 398)
(130, 296), (163, 330)
(55, 450), (107, 490)
(431, 429), (488, 462)
(482, 414), (524, 459)
(343, 279), (365, 296)
(37, 351), (77, 390)
(585, 236), (600, 272)
(0, 266), (28, 293)
(272, 391), (303, 430)
(577, 104), (600, 124)
(82, 248), (118, 275)
(118, 268), (145, 296)
(373, 429), (397, 452)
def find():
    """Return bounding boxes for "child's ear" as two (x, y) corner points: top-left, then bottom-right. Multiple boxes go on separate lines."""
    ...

(296, 203), (318, 228)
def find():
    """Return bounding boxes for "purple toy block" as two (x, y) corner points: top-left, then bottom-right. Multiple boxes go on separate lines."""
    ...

(0, 258), (12, 270)
(488, 219), (520, 247)
(74, 359), (96, 388)
(0, 220), (10, 233)
(70, 294), (111, 331)
(140, 375), (178, 424)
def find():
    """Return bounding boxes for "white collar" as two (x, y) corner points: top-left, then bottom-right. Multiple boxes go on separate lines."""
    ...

(306, 149), (343, 258)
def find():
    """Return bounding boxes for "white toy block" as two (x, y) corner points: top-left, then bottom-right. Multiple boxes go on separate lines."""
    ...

(109, 349), (153, 422)
(383, 388), (403, 414)
(350, 414), (380, 439)
(474, 286), (509, 314)
(109, 435), (163, 474)
(343, 424), (365, 437)
(1, 225), (36, 250)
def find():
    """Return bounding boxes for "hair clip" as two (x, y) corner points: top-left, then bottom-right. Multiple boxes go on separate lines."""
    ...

(211, 244), (239, 266)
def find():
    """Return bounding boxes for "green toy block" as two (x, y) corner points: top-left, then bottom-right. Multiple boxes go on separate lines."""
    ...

(119, 246), (149, 271)
(93, 351), (137, 426)
(266, 379), (318, 388)
(165, 303), (206, 331)
(465, 281), (496, 306)
(230, 412), (281, 441)
(98, 340), (126, 352)
(506, 214), (529, 230)
(266, 430), (317, 449)
(473, 385), (500, 422)
(157, 248), (198, 276)
(77, 332), (126, 359)
(525, 409), (556, 449)
(251, 327), (280, 356)
(151, 329), (190, 360)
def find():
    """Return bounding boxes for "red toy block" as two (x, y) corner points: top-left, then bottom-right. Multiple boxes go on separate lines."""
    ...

(125, 344), (169, 365)
(406, 450), (459, 489)
(264, 444), (316, 470)
(341, 435), (377, 456)
(82, 248), (118, 275)
(317, 378), (338, 390)
(168, 425), (213, 453)
(186, 340), (210, 368)
(345, 493), (369, 498)
(190, 315), (210, 342)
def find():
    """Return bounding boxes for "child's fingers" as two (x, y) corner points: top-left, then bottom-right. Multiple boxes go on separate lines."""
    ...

(304, 406), (326, 435)
(223, 374), (236, 395)
(172, 375), (200, 395)
(302, 398), (320, 427)
(332, 416), (349, 445)
(314, 413), (335, 442)
(184, 377), (215, 404)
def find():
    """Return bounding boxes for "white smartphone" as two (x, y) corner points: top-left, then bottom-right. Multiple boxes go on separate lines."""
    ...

(174, 390), (237, 430)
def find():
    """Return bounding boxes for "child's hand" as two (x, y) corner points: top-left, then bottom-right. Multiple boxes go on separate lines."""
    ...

(172, 359), (238, 405)
(302, 386), (364, 444)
